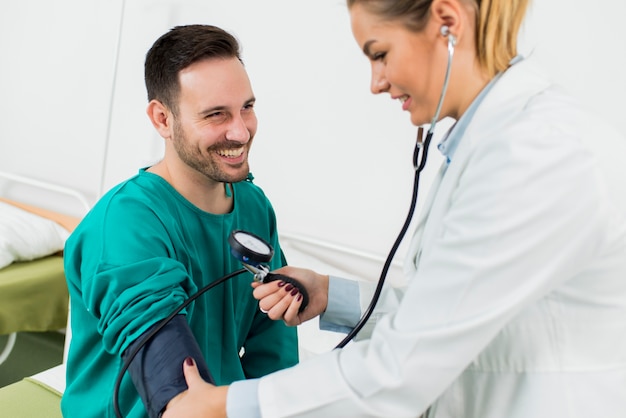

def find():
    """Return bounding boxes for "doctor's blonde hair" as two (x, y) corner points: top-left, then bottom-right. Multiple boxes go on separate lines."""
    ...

(346, 0), (530, 78)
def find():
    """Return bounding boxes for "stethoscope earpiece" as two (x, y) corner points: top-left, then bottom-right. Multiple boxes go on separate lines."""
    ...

(440, 25), (457, 47)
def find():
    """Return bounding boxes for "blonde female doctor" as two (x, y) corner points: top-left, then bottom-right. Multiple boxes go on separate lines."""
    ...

(163, 0), (626, 416)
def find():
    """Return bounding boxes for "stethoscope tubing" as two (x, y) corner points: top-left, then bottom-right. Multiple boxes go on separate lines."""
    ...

(334, 33), (455, 348)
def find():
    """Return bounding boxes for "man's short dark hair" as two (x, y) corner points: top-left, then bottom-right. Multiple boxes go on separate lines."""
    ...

(144, 24), (242, 115)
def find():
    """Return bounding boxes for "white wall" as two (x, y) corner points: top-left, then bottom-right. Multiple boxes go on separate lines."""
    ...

(1, 0), (625, 281)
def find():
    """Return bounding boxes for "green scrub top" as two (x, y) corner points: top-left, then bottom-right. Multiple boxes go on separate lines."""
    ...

(61, 170), (298, 418)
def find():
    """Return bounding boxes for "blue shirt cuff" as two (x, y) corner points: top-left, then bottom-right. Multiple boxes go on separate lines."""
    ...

(227, 378), (261, 418)
(319, 276), (360, 333)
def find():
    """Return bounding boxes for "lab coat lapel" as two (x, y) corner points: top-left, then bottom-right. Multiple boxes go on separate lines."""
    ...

(410, 148), (467, 272)
(404, 160), (447, 276)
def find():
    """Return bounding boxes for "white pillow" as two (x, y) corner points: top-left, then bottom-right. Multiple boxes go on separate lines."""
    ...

(0, 201), (70, 269)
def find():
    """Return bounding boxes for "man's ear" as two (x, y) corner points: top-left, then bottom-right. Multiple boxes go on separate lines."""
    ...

(146, 99), (173, 139)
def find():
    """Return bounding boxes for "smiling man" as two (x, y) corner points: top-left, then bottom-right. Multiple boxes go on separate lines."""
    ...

(61, 25), (299, 418)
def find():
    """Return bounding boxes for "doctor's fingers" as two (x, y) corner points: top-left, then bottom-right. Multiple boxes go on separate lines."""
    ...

(282, 295), (304, 326)
(251, 280), (283, 299)
(254, 282), (289, 313)
(264, 291), (301, 324)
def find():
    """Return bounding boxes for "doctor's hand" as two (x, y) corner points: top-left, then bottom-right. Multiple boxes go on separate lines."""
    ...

(252, 266), (329, 326)
(161, 357), (228, 418)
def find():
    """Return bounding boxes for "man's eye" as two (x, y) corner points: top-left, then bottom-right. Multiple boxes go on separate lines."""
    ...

(206, 112), (224, 119)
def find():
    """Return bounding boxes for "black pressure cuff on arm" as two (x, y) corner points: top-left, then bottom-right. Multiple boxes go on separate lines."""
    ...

(122, 314), (213, 418)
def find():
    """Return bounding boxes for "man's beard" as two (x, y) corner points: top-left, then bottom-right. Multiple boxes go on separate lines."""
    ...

(172, 119), (250, 184)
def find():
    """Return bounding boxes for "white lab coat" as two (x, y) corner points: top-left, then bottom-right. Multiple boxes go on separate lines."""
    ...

(258, 57), (626, 417)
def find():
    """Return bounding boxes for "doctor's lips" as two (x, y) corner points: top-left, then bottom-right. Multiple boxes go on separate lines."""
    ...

(397, 94), (409, 104)
(397, 94), (411, 111)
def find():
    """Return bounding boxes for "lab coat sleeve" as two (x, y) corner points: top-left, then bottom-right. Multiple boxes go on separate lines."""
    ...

(256, 106), (609, 416)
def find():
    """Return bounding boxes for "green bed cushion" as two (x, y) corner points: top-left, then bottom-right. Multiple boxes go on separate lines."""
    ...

(0, 256), (69, 335)
(0, 377), (62, 417)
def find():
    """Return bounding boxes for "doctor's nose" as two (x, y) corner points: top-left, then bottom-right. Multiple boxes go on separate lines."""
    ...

(370, 68), (390, 95)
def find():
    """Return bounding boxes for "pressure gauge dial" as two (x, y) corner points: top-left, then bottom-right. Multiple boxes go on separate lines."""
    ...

(229, 230), (274, 265)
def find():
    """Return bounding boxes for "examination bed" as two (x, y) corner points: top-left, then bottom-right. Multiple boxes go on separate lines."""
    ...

(0, 197), (81, 339)
(0, 171), (86, 366)
(0, 255), (68, 417)
(0, 172), (87, 416)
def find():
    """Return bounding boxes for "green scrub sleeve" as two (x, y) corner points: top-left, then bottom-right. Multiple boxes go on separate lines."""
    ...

(84, 257), (195, 356)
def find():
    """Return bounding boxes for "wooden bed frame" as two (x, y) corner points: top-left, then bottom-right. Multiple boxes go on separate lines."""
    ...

(0, 197), (82, 233)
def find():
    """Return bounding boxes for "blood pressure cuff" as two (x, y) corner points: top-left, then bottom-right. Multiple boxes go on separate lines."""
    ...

(123, 314), (213, 418)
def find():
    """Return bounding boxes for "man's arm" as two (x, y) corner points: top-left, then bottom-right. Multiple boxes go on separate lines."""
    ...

(124, 315), (213, 418)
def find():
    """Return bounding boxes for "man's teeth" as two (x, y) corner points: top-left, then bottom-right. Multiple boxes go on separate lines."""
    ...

(217, 147), (244, 158)
(399, 95), (409, 104)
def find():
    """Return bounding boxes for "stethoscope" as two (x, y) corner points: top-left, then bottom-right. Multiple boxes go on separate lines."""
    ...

(113, 25), (456, 418)
(337, 25), (456, 347)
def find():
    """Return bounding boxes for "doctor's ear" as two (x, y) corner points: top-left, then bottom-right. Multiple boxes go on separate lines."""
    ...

(147, 99), (174, 139)
(429, 0), (466, 43)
